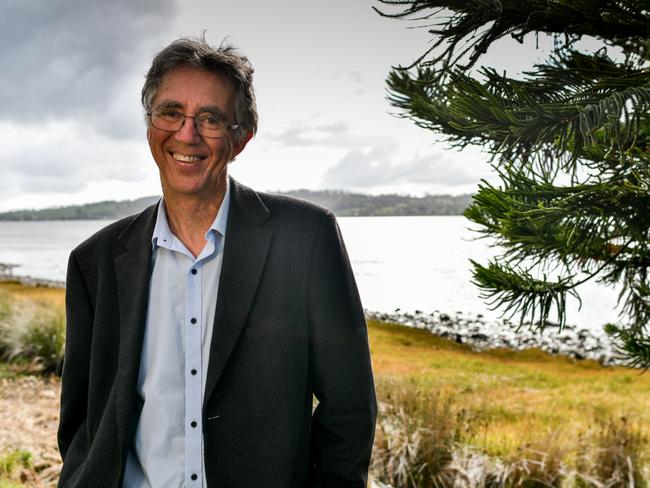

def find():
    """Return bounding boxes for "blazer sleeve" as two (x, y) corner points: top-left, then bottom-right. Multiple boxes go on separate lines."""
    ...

(307, 211), (377, 487)
(57, 251), (93, 485)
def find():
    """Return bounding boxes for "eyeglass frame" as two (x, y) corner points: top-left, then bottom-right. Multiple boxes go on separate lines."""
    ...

(147, 108), (240, 138)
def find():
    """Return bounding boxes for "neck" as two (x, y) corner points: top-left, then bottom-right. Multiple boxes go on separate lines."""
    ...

(162, 184), (227, 258)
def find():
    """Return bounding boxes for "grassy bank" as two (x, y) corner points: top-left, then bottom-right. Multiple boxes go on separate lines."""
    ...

(1, 281), (649, 486)
(369, 319), (650, 485)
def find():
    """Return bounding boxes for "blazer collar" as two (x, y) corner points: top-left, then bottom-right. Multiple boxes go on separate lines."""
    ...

(114, 204), (158, 448)
(111, 177), (273, 416)
(203, 177), (272, 407)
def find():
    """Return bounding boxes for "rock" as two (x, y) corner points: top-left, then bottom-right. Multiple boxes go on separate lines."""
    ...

(365, 307), (624, 366)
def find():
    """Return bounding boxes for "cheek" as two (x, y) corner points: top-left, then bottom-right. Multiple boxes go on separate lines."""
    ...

(148, 131), (167, 157)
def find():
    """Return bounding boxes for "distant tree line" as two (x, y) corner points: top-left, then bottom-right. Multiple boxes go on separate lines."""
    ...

(286, 190), (472, 216)
(0, 197), (160, 221)
(0, 191), (472, 221)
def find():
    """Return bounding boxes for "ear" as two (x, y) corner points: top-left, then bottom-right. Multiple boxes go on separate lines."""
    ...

(231, 130), (253, 158)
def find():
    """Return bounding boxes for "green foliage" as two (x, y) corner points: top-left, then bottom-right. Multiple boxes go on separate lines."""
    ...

(0, 482), (23, 488)
(376, 0), (650, 366)
(0, 449), (31, 486)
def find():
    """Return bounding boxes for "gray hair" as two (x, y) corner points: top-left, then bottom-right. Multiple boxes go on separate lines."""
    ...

(142, 36), (258, 139)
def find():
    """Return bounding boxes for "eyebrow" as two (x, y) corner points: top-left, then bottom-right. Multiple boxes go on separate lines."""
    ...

(154, 100), (183, 110)
(154, 100), (226, 117)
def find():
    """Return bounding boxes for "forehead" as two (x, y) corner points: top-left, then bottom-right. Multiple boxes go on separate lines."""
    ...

(153, 65), (236, 112)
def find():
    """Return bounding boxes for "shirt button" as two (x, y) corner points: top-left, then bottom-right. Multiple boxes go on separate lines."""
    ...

(191, 421), (198, 428)
(191, 473), (198, 481)
(191, 369), (197, 376)
(191, 268), (197, 275)
(190, 317), (197, 324)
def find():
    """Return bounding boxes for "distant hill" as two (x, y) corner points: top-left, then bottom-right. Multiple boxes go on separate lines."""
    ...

(0, 196), (161, 221)
(284, 190), (472, 216)
(0, 190), (473, 221)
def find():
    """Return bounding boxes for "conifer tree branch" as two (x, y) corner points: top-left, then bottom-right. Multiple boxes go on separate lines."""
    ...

(379, 0), (650, 366)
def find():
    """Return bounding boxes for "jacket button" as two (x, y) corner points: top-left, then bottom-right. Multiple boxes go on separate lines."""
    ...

(191, 473), (198, 481)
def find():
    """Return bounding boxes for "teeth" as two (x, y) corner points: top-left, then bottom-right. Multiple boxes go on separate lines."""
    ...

(173, 153), (203, 163)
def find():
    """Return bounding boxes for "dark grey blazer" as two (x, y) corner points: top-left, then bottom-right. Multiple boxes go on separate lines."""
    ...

(57, 178), (377, 487)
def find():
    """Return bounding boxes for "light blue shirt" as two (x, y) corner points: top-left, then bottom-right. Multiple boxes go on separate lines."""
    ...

(123, 181), (230, 488)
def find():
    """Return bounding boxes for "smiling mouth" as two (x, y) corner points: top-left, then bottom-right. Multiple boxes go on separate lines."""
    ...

(171, 152), (207, 163)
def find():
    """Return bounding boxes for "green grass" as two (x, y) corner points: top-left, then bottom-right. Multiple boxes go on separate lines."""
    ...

(0, 450), (32, 487)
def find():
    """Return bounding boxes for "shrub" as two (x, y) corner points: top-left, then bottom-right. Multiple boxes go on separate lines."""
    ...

(371, 377), (465, 487)
(0, 300), (65, 374)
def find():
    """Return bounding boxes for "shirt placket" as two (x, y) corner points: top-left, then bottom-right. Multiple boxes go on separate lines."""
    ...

(185, 260), (203, 485)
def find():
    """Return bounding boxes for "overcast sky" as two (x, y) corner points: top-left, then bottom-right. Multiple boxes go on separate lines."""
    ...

(0, 0), (556, 211)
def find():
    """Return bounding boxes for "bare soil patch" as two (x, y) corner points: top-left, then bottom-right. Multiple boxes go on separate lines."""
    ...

(0, 375), (61, 487)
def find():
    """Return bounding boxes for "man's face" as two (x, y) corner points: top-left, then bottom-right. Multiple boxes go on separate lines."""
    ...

(147, 65), (249, 201)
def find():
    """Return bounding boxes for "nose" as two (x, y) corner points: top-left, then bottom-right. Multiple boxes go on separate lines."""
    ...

(174, 115), (202, 144)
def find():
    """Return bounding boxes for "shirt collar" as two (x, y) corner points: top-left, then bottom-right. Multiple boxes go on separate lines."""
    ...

(152, 178), (231, 250)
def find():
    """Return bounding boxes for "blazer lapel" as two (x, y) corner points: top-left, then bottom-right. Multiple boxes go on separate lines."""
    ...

(114, 204), (157, 445)
(203, 178), (272, 408)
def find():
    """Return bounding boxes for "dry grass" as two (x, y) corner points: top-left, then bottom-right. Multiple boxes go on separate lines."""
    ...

(369, 319), (650, 486)
(371, 377), (648, 486)
(369, 319), (650, 459)
(372, 378), (461, 487)
(0, 284), (63, 308)
(1, 282), (650, 486)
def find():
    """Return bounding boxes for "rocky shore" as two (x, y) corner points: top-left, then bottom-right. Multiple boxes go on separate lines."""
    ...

(367, 309), (625, 366)
(0, 263), (65, 289)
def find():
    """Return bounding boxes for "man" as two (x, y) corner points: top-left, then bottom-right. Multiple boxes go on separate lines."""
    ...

(57, 37), (377, 488)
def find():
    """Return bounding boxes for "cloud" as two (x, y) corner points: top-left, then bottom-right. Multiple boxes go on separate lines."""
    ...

(349, 71), (363, 83)
(264, 120), (387, 148)
(321, 142), (477, 190)
(0, 1), (179, 209)
(265, 121), (354, 147)
(0, 0), (176, 136)
(1, 121), (152, 197)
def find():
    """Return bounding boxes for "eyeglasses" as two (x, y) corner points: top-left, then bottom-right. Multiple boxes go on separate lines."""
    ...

(148, 109), (240, 138)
